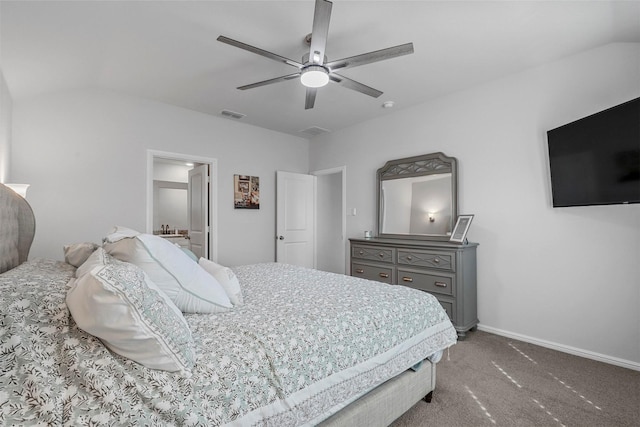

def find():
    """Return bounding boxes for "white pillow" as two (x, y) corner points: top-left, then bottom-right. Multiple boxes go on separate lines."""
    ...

(103, 225), (140, 242)
(67, 248), (195, 373)
(103, 226), (232, 313)
(199, 258), (244, 306)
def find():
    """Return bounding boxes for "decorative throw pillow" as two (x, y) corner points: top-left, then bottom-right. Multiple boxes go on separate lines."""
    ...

(199, 258), (244, 306)
(67, 248), (195, 373)
(75, 242), (108, 278)
(103, 226), (232, 313)
(64, 242), (99, 268)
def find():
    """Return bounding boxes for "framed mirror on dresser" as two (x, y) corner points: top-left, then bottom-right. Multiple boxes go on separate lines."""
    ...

(350, 152), (479, 339)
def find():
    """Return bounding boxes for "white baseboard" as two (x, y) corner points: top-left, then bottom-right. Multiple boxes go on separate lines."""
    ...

(477, 324), (640, 372)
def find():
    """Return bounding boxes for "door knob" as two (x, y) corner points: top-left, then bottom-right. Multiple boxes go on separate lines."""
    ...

(278, 236), (285, 240)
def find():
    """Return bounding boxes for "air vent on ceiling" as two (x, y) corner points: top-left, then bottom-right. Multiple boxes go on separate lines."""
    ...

(300, 126), (331, 137)
(220, 109), (246, 120)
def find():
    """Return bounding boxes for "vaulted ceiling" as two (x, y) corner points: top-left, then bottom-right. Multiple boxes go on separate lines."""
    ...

(2, 1), (639, 137)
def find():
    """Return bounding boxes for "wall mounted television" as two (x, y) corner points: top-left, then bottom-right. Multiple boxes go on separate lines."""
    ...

(547, 97), (639, 208)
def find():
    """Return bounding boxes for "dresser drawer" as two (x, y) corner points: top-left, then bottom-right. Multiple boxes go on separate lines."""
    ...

(352, 245), (395, 263)
(352, 262), (393, 284)
(397, 249), (454, 272)
(350, 238), (478, 339)
(397, 268), (454, 296)
(438, 299), (454, 321)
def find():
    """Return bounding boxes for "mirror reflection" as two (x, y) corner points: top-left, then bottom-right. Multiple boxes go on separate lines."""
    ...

(381, 173), (452, 236)
(377, 152), (458, 241)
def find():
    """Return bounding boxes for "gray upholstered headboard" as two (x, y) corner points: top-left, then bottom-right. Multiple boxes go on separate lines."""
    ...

(0, 183), (36, 274)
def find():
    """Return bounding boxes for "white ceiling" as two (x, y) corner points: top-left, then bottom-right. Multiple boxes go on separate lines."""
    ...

(2, 1), (639, 137)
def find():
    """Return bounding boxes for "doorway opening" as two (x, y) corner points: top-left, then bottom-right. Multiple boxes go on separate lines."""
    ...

(313, 166), (346, 274)
(146, 150), (218, 261)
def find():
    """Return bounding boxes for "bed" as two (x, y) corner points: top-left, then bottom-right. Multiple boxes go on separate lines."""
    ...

(0, 183), (457, 426)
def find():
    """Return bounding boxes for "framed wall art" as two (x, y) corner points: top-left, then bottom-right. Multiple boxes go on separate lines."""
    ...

(234, 174), (260, 209)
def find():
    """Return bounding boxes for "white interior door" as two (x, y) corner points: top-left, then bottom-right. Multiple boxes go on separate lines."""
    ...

(188, 164), (209, 259)
(276, 171), (316, 268)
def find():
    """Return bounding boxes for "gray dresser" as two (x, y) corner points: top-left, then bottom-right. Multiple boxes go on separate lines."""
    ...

(350, 237), (478, 338)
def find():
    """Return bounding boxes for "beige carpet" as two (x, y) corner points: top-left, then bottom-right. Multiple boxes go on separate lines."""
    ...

(392, 330), (639, 426)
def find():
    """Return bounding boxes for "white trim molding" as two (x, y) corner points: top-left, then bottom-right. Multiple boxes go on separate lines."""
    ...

(477, 324), (640, 372)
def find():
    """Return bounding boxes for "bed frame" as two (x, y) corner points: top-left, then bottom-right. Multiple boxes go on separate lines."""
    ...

(0, 182), (435, 426)
(319, 363), (435, 426)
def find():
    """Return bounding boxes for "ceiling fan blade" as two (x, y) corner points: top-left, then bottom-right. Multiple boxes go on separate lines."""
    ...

(217, 35), (303, 68)
(309, 0), (333, 65)
(238, 73), (301, 90)
(329, 74), (383, 98)
(325, 43), (414, 72)
(305, 88), (317, 109)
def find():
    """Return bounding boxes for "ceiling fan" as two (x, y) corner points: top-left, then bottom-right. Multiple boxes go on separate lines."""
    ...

(217, 0), (414, 109)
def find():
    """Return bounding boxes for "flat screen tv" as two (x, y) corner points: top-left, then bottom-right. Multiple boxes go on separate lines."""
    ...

(547, 97), (640, 207)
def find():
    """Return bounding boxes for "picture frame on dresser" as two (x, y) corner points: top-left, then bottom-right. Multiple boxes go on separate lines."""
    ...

(449, 214), (474, 243)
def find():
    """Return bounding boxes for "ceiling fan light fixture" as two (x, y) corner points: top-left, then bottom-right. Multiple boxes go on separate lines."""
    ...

(300, 65), (329, 88)
(217, 0), (414, 109)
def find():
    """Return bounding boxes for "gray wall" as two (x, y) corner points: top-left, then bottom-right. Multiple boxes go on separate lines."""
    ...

(12, 88), (309, 266)
(0, 71), (12, 183)
(309, 43), (640, 367)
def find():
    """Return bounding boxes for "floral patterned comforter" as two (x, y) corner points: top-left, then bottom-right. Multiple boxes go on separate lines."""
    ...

(1, 259), (457, 426)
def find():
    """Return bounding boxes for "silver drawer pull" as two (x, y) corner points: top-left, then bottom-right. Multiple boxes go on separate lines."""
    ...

(379, 273), (389, 278)
(359, 250), (364, 255)
(402, 277), (413, 283)
(379, 252), (385, 258)
(433, 258), (440, 263)
(406, 256), (413, 261)
(435, 281), (447, 288)
(355, 269), (364, 274)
